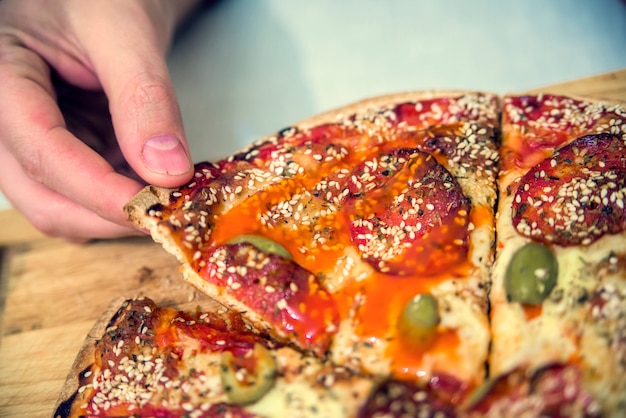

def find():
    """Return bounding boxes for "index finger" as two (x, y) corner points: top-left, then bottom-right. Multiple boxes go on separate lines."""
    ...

(0, 40), (145, 226)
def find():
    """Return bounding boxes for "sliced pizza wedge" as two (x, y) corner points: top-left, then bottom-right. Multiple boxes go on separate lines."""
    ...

(53, 297), (376, 418)
(491, 93), (626, 417)
(125, 91), (500, 399)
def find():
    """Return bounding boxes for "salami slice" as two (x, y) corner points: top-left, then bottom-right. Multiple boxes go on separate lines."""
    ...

(200, 242), (340, 355)
(512, 133), (626, 246)
(468, 364), (600, 417)
(357, 378), (458, 418)
(345, 148), (470, 276)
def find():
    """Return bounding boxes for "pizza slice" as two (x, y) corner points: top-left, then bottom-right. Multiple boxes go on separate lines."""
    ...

(125, 91), (500, 399)
(490, 93), (626, 417)
(54, 297), (597, 418)
(53, 297), (375, 418)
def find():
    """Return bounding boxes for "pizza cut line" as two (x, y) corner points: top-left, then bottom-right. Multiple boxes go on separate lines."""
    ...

(56, 91), (625, 417)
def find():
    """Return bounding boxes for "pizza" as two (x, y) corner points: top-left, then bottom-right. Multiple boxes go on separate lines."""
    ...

(488, 94), (626, 416)
(55, 91), (625, 417)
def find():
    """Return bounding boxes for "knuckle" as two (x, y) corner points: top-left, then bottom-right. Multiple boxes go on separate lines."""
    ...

(120, 72), (173, 116)
(14, 141), (46, 183)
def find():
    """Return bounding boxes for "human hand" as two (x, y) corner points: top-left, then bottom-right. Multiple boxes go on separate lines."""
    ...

(0, 0), (200, 241)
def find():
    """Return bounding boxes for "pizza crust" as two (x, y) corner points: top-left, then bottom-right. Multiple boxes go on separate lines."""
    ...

(125, 186), (187, 261)
(53, 297), (127, 418)
(288, 90), (489, 128)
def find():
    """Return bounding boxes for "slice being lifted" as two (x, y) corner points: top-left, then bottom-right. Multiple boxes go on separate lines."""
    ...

(490, 94), (626, 416)
(125, 91), (500, 399)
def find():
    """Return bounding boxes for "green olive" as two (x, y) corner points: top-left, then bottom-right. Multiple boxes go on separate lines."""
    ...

(220, 343), (277, 405)
(505, 242), (558, 305)
(229, 235), (292, 260)
(398, 293), (439, 347)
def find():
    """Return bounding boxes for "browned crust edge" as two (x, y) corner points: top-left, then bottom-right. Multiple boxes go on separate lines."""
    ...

(124, 185), (188, 264)
(53, 297), (128, 418)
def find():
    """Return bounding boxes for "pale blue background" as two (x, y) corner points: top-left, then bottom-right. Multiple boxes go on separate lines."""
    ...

(1, 0), (625, 210)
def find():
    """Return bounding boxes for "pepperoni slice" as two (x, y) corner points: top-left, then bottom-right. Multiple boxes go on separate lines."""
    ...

(468, 364), (599, 417)
(345, 148), (470, 276)
(199, 242), (340, 355)
(202, 403), (257, 418)
(231, 123), (360, 172)
(389, 94), (499, 129)
(512, 133), (626, 246)
(358, 379), (457, 418)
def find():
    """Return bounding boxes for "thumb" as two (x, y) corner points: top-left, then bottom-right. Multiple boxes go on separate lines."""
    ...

(79, 4), (194, 188)
(112, 70), (194, 185)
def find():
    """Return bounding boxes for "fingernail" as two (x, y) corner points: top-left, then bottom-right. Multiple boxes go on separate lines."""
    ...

(142, 135), (191, 175)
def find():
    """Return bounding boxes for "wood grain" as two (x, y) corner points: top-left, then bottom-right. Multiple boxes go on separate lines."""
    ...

(1, 68), (625, 417)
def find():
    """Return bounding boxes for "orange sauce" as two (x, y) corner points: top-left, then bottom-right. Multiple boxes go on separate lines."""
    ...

(391, 329), (461, 381)
(344, 264), (472, 338)
(470, 204), (493, 230)
(522, 304), (543, 321)
(336, 262), (472, 380)
(200, 124), (488, 382)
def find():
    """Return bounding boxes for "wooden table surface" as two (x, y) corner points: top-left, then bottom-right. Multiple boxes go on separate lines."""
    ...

(1, 69), (625, 418)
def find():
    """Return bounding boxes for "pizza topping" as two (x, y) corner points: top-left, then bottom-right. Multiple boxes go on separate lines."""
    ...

(502, 95), (626, 168)
(346, 149), (470, 275)
(203, 403), (257, 418)
(71, 298), (277, 417)
(228, 235), (293, 260)
(397, 293), (440, 348)
(467, 364), (600, 417)
(397, 123), (500, 183)
(202, 242), (340, 354)
(347, 147), (412, 196)
(390, 93), (499, 130)
(358, 379), (456, 418)
(505, 242), (558, 305)
(512, 133), (626, 246)
(232, 123), (359, 178)
(220, 343), (277, 405)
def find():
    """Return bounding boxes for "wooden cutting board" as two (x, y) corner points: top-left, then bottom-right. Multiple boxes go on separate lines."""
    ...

(1, 69), (625, 418)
